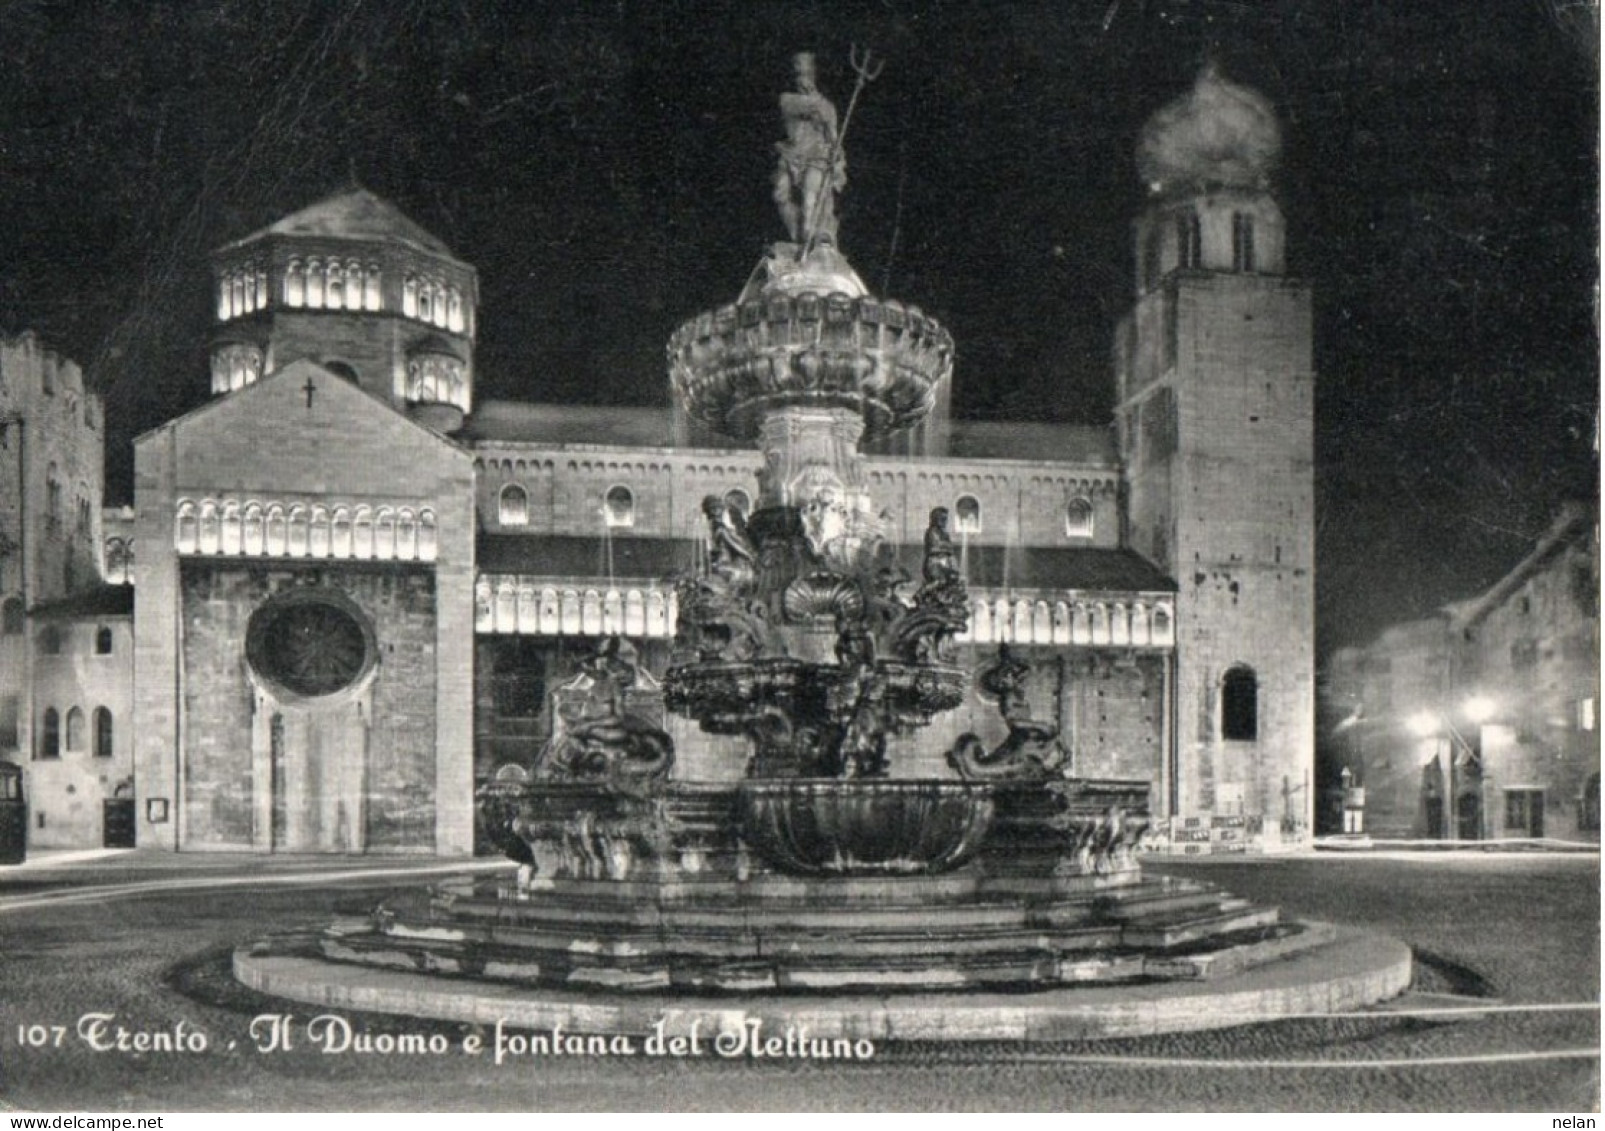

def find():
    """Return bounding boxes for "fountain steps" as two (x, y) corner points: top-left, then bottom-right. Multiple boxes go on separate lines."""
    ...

(306, 871), (1293, 994)
(321, 922), (1310, 993)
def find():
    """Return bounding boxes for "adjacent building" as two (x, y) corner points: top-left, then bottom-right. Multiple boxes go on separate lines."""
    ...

(1324, 502), (1600, 841)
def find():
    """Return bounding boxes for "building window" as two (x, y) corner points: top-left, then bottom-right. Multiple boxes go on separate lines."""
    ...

(306, 258), (325, 307)
(93, 707), (113, 759)
(1, 597), (22, 635)
(285, 260), (306, 307)
(604, 486), (635, 528)
(175, 500), (198, 553)
(1232, 213), (1256, 272)
(364, 265), (382, 311)
(1222, 665), (1259, 741)
(46, 465), (61, 526)
(499, 484), (529, 527)
(39, 707), (59, 759)
(65, 707), (85, 752)
(94, 625), (113, 655)
(1065, 497), (1094, 538)
(1504, 788), (1544, 832)
(1176, 211), (1202, 269)
(954, 495), (982, 534)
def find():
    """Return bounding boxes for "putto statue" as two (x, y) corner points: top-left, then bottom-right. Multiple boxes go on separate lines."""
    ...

(774, 52), (846, 246)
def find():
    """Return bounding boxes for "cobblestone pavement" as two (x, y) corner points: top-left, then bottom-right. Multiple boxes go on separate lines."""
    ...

(0, 853), (1596, 1112)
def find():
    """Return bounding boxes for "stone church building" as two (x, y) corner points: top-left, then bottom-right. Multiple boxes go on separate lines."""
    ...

(1, 67), (1315, 855)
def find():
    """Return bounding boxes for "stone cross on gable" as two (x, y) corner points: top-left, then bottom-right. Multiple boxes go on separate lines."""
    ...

(303, 375), (317, 409)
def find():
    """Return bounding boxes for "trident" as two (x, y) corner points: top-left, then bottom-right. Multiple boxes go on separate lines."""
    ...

(801, 44), (885, 256)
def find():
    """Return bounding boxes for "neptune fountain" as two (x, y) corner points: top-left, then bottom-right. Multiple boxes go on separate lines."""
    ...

(241, 54), (1410, 1034)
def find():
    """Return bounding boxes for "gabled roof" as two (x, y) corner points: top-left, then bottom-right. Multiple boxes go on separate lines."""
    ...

(1449, 500), (1598, 630)
(219, 189), (456, 259)
(133, 357), (469, 462)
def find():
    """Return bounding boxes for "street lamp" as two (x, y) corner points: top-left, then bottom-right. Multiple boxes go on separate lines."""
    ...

(1407, 695), (1497, 841)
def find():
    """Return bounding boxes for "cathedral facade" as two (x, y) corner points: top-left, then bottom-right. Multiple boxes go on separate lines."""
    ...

(1, 68), (1315, 856)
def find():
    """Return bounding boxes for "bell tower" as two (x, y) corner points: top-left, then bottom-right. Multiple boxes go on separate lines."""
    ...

(208, 188), (477, 433)
(1114, 64), (1315, 837)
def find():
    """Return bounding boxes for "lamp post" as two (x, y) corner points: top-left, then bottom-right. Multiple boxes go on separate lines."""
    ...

(1408, 695), (1496, 841)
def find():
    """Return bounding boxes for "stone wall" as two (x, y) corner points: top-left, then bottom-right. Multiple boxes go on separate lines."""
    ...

(473, 444), (1124, 550)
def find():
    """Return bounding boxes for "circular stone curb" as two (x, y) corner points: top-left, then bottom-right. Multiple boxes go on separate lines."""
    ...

(233, 921), (1411, 1042)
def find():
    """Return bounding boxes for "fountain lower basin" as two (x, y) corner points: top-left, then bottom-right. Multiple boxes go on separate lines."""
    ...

(736, 779), (994, 876)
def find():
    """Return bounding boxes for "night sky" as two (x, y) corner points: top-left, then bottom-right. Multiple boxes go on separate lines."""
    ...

(0, 1), (1596, 654)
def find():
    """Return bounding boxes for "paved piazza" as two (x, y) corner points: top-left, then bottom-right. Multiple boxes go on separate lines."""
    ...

(0, 852), (1596, 1112)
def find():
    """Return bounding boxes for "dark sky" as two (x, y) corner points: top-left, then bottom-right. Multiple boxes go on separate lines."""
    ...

(0, 0), (1596, 653)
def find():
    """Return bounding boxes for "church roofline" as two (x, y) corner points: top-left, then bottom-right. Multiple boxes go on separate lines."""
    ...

(214, 188), (462, 262)
(133, 357), (473, 460)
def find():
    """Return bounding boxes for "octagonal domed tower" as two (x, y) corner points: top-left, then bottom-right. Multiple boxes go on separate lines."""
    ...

(209, 189), (477, 431)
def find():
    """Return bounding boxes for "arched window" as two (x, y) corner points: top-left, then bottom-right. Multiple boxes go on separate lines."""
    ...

(1065, 497), (1094, 538)
(604, 486), (635, 528)
(305, 258), (325, 307)
(230, 272), (245, 319)
(403, 275), (419, 318)
(373, 507), (396, 560)
(364, 265), (382, 311)
(94, 625), (113, 655)
(39, 707), (59, 759)
(330, 507), (352, 558)
(416, 280), (432, 324)
(93, 707), (113, 758)
(499, 484), (529, 527)
(1177, 210), (1202, 269)
(447, 287), (464, 332)
(395, 508), (417, 560)
(309, 506), (331, 557)
(1151, 604), (1173, 645)
(242, 502), (264, 556)
(217, 277), (231, 320)
(417, 509), (438, 561)
(175, 500), (198, 553)
(65, 707), (86, 752)
(285, 260), (306, 307)
(197, 500), (220, 554)
(954, 495), (981, 534)
(432, 282), (448, 327)
(325, 260), (345, 310)
(1232, 212), (1256, 273)
(221, 500), (242, 554)
(264, 505), (287, 556)
(286, 505), (309, 557)
(352, 506), (374, 558)
(1222, 666), (1259, 741)
(724, 489), (752, 519)
(1, 597), (23, 635)
(255, 267), (268, 310)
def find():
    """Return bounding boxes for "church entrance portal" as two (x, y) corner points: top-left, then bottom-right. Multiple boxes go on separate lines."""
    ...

(246, 591), (378, 852)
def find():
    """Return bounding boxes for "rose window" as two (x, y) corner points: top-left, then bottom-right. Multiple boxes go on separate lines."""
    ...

(247, 595), (375, 698)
